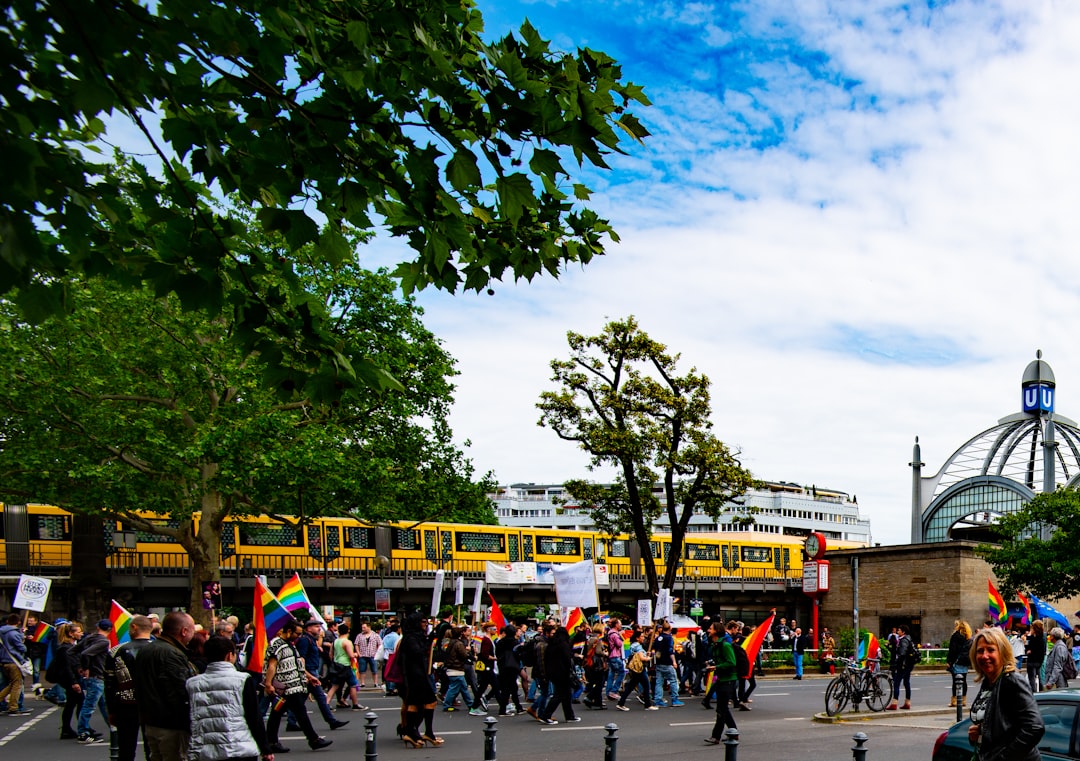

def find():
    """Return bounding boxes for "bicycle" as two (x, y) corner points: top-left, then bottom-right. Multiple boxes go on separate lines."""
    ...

(823, 657), (892, 716)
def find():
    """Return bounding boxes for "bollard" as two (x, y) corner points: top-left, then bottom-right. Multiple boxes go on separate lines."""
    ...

(851, 731), (869, 761)
(483, 716), (498, 761)
(953, 672), (964, 722)
(603, 723), (619, 761)
(109, 726), (119, 761)
(364, 711), (378, 761)
(722, 727), (739, 761)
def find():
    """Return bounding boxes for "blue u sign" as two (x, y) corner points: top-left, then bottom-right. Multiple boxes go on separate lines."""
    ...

(1023, 384), (1054, 413)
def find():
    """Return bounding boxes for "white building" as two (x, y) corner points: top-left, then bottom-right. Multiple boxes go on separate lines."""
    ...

(491, 480), (872, 545)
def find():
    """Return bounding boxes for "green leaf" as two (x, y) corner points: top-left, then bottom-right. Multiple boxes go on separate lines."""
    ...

(446, 150), (481, 192)
(495, 173), (536, 225)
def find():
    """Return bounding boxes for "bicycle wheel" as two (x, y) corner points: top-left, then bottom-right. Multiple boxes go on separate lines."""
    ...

(865, 673), (893, 712)
(824, 678), (849, 716)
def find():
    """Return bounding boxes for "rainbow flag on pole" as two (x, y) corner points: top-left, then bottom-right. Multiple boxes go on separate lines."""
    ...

(251, 577), (294, 674)
(857, 633), (881, 667)
(28, 621), (54, 643)
(1016, 591), (1032, 627)
(108, 600), (133, 646)
(564, 607), (586, 631)
(739, 612), (775, 679)
(988, 579), (1007, 625)
(277, 573), (325, 625)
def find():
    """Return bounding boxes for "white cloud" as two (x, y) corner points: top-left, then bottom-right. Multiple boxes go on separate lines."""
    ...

(394, 1), (1080, 545)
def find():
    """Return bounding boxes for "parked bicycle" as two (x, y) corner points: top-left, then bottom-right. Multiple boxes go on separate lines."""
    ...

(824, 657), (892, 716)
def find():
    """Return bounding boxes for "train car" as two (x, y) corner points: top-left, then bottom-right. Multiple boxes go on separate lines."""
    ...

(2, 503), (826, 584)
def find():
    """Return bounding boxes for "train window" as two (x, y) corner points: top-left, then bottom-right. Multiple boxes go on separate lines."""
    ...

(424, 531), (438, 561)
(344, 527), (375, 549)
(584, 537), (593, 559)
(722, 545), (734, 569)
(609, 540), (629, 558)
(220, 524), (236, 560)
(307, 524), (322, 559)
(523, 535), (534, 561)
(741, 546), (772, 564)
(391, 528), (420, 551)
(239, 523), (301, 547)
(649, 541), (661, 559)
(456, 531), (506, 553)
(537, 535), (580, 556)
(32, 514), (71, 541)
(509, 535), (520, 562)
(128, 519), (181, 543)
(686, 543), (718, 561)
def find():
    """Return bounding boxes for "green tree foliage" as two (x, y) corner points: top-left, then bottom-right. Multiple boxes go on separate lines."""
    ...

(537, 317), (756, 595)
(980, 489), (1080, 600)
(0, 266), (494, 619)
(1, 0), (650, 397)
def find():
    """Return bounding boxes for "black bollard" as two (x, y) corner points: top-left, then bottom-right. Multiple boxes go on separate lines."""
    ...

(603, 723), (619, 761)
(852, 731), (869, 761)
(109, 726), (119, 761)
(953, 672), (964, 722)
(364, 711), (378, 761)
(722, 728), (739, 761)
(483, 716), (498, 761)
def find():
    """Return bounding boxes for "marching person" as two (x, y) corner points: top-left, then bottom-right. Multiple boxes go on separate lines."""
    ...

(262, 620), (332, 753)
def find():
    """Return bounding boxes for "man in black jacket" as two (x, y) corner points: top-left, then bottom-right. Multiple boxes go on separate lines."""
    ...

(72, 619), (112, 742)
(133, 612), (197, 761)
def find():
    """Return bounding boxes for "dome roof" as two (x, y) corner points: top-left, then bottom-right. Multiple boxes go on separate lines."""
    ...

(1022, 350), (1055, 387)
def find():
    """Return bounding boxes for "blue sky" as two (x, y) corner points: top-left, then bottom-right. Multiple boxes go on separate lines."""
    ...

(377, 0), (1080, 546)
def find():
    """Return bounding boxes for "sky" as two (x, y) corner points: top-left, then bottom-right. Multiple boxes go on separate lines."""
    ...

(362, 0), (1080, 548)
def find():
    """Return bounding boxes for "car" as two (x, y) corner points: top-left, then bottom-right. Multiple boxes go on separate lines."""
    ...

(932, 687), (1080, 761)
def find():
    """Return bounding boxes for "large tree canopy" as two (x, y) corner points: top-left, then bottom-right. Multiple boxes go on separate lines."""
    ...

(537, 316), (756, 595)
(0, 263), (494, 618)
(980, 489), (1080, 600)
(1, 0), (649, 397)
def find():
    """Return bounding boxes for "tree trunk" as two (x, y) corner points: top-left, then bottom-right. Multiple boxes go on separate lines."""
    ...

(185, 475), (224, 628)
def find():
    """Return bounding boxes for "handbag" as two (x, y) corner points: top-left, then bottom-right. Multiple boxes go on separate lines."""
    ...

(384, 651), (403, 683)
(1, 637), (33, 678)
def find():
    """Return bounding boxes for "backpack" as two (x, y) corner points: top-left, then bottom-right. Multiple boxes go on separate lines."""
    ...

(733, 641), (750, 679)
(627, 651), (645, 673)
(682, 634), (696, 660)
(1063, 652), (1078, 682)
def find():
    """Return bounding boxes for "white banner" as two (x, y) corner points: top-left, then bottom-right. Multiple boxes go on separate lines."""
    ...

(656, 588), (673, 621)
(553, 559), (599, 609)
(430, 570), (445, 617)
(472, 581), (484, 615)
(485, 561), (538, 584)
(637, 599), (653, 627)
(454, 575), (465, 606)
(13, 574), (51, 612)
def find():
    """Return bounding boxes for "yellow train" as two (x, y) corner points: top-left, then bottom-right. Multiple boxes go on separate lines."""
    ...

(0, 503), (854, 581)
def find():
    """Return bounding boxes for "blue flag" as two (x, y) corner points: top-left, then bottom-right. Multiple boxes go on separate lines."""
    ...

(1028, 593), (1071, 629)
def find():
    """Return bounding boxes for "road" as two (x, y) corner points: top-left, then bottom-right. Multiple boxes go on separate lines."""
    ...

(0, 672), (963, 761)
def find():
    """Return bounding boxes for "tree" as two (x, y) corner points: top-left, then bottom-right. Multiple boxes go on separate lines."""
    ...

(0, 265), (494, 622)
(537, 317), (756, 596)
(1, 0), (650, 397)
(979, 489), (1080, 600)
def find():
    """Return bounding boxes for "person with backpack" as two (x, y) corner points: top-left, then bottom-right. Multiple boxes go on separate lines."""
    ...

(581, 623), (609, 709)
(727, 621), (752, 711)
(946, 619), (973, 707)
(604, 619), (626, 700)
(703, 621), (738, 745)
(494, 624), (523, 716)
(104, 615), (154, 761)
(523, 621), (553, 720)
(1044, 627), (1075, 689)
(886, 624), (917, 710)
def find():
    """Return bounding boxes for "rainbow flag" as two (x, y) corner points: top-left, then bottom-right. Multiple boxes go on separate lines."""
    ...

(988, 579), (1007, 625)
(564, 607), (586, 631)
(1016, 591), (1032, 627)
(858, 633), (880, 667)
(738, 613), (774, 679)
(488, 593), (506, 631)
(108, 600), (133, 647)
(28, 621), (54, 643)
(252, 577), (294, 674)
(277, 573), (325, 625)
